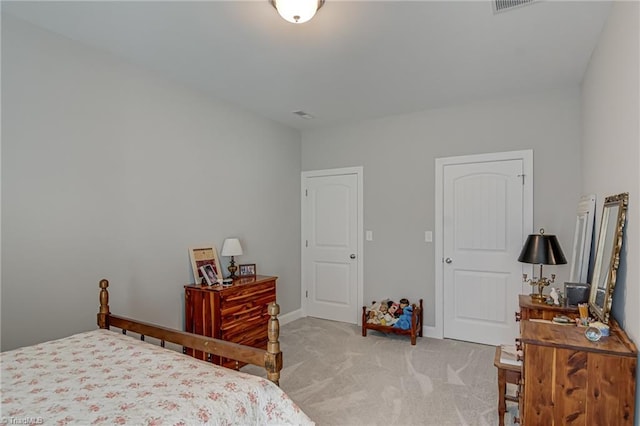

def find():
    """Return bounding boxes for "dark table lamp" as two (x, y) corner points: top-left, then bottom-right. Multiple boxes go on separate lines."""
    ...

(518, 228), (567, 303)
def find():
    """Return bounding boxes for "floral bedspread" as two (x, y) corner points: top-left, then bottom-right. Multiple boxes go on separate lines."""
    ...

(1, 329), (313, 426)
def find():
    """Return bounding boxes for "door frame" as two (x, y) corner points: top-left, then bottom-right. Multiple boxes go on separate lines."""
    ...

(300, 166), (364, 323)
(434, 150), (533, 339)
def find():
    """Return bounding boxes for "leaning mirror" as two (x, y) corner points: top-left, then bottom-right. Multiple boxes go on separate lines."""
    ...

(568, 194), (596, 283)
(588, 192), (628, 324)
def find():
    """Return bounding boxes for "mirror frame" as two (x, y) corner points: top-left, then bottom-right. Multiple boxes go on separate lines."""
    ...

(588, 192), (628, 324)
(568, 194), (596, 283)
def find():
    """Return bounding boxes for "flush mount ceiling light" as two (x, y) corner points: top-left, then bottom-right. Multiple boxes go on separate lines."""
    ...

(270, 0), (325, 24)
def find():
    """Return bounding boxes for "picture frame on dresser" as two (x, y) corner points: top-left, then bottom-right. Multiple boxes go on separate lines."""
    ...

(200, 264), (218, 286)
(189, 246), (223, 285)
(238, 263), (256, 277)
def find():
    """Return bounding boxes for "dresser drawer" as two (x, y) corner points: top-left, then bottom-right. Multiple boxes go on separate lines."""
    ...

(220, 282), (275, 310)
(221, 313), (269, 342)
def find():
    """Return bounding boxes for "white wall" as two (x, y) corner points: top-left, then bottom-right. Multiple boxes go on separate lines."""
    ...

(581, 2), (639, 422)
(301, 89), (582, 327)
(1, 16), (302, 351)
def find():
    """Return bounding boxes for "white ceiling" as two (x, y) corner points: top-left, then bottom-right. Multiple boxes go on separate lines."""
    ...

(3, 1), (612, 130)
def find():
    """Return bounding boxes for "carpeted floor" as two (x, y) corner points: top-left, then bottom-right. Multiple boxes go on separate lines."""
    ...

(243, 317), (518, 426)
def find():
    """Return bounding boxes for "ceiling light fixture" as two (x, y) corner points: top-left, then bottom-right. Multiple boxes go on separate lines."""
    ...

(270, 0), (325, 24)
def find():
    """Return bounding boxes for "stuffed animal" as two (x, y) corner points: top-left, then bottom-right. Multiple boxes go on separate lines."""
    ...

(366, 301), (381, 324)
(393, 305), (413, 330)
(388, 302), (400, 318)
(398, 298), (410, 315)
(367, 310), (380, 324)
(380, 312), (397, 326)
(377, 300), (390, 321)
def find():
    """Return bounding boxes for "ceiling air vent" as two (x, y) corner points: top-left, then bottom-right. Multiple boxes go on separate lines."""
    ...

(292, 110), (315, 120)
(493, 0), (538, 14)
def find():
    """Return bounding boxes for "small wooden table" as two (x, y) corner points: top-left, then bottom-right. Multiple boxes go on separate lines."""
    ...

(493, 346), (521, 426)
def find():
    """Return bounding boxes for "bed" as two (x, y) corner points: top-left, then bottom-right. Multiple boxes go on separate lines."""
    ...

(0, 279), (314, 425)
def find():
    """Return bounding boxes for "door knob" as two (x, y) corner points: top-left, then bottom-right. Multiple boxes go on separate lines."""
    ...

(350, 254), (356, 259)
(445, 257), (453, 264)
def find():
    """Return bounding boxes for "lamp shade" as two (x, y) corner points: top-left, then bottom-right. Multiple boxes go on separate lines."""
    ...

(270, 0), (325, 24)
(518, 229), (567, 265)
(221, 238), (243, 257)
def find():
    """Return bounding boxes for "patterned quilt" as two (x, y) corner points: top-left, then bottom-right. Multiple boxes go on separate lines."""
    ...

(1, 329), (314, 426)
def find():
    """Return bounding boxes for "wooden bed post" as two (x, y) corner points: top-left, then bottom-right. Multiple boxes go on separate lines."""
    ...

(97, 279), (110, 329)
(265, 302), (283, 386)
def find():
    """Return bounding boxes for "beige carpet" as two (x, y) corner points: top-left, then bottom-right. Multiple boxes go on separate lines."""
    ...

(243, 317), (518, 426)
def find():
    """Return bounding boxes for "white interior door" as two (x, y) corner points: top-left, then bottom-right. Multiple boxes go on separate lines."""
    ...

(302, 168), (362, 324)
(442, 157), (528, 346)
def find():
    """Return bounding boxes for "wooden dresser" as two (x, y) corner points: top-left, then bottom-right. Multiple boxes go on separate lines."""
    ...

(515, 297), (637, 425)
(184, 275), (277, 369)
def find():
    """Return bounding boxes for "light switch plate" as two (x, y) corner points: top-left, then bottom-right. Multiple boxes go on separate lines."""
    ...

(366, 230), (373, 241)
(425, 231), (433, 242)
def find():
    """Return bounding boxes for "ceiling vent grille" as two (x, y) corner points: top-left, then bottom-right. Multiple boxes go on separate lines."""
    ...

(493, 0), (538, 14)
(292, 110), (315, 120)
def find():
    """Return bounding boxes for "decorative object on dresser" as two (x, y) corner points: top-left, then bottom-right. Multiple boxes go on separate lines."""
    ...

(518, 228), (567, 303)
(189, 245), (223, 284)
(200, 264), (218, 286)
(588, 192), (628, 324)
(184, 275), (277, 369)
(361, 299), (423, 345)
(239, 263), (257, 277)
(221, 238), (243, 279)
(563, 282), (591, 307)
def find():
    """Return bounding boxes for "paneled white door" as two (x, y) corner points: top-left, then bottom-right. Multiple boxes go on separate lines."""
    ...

(443, 158), (526, 345)
(302, 169), (361, 324)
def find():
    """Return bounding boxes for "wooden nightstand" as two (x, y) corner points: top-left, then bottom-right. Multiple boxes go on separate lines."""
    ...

(184, 275), (277, 369)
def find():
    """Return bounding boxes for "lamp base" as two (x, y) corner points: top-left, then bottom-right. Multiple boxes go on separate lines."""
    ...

(227, 256), (237, 279)
(530, 293), (547, 304)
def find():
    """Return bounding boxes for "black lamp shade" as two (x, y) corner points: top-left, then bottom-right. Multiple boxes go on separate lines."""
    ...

(518, 233), (567, 265)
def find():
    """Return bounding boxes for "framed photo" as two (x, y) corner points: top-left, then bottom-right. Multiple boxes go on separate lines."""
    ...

(189, 246), (223, 285)
(200, 264), (218, 286)
(238, 263), (256, 277)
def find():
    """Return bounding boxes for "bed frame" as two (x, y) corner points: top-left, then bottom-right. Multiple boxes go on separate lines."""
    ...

(97, 279), (283, 385)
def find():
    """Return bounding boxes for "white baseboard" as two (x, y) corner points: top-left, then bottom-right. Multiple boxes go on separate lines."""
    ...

(422, 325), (442, 339)
(279, 308), (304, 326)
